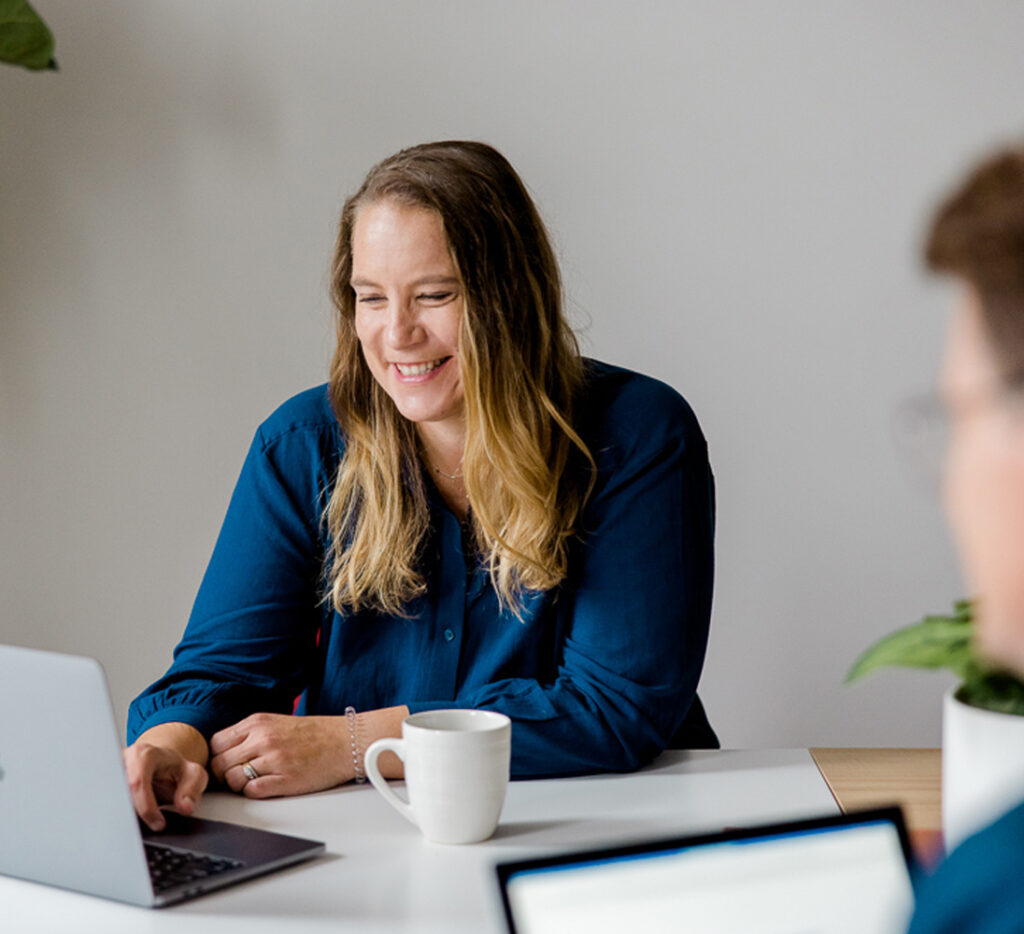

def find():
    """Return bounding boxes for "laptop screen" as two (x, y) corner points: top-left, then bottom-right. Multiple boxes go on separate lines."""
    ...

(496, 808), (916, 934)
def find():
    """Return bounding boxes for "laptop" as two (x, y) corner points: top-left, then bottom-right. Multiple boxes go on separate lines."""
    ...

(0, 644), (325, 907)
(496, 807), (917, 934)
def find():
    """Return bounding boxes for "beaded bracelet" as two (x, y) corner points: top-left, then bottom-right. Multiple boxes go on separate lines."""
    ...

(345, 705), (366, 783)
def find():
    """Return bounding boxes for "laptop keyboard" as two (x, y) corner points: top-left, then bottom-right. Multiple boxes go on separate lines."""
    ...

(145, 842), (244, 894)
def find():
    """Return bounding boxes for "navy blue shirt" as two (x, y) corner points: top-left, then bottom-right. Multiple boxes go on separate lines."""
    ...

(908, 798), (1024, 934)
(128, 361), (715, 777)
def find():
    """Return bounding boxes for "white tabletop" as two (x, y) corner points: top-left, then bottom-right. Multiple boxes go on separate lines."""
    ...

(5, 749), (838, 933)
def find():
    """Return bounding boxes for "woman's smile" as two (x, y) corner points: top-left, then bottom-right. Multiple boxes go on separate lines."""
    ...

(393, 356), (453, 380)
(351, 200), (464, 431)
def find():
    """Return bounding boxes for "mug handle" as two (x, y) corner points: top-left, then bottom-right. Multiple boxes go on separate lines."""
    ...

(363, 737), (416, 826)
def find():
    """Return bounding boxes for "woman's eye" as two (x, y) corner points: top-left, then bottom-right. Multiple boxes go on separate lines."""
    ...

(357, 294), (385, 305)
(419, 292), (453, 303)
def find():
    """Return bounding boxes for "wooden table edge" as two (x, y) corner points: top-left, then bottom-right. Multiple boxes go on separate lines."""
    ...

(809, 746), (943, 866)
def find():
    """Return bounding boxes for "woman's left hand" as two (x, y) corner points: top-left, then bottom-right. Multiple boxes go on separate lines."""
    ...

(208, 713), (351, 798)
(208, 706), (409, 798)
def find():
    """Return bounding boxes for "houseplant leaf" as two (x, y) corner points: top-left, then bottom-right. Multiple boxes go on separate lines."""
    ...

(848, 599), (1024, 716)
(0, 0), (57, 71)
(846, 613), (975, 683)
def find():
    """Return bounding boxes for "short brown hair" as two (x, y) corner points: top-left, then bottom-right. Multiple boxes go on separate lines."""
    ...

(926, 145), (1024, 379)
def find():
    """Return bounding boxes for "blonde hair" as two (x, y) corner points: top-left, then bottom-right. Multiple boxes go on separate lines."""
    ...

(324, 141), (594, 617)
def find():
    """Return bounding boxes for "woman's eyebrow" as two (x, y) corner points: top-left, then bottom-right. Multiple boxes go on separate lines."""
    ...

(411, 276), (460, 286)
(350, 275), (460, 288)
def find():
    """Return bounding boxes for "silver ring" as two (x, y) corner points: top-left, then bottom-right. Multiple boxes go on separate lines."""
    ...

(241, 761), (259, 782)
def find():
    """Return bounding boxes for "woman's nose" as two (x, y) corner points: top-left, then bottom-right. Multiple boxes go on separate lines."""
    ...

(385, 303), (420, 347)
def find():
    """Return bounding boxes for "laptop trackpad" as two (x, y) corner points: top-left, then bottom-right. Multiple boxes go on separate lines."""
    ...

(141, 811), (321, 865)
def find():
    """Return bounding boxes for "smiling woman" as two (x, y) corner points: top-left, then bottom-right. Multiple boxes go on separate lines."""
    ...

(350, 204), (466, 491)
(122, 141), (716, 830)
(326, 144), (598, 616)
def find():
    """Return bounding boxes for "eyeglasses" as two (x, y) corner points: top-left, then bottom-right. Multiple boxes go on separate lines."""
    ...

(894, 378), (1024, 492)
(893, 392), (949, 493)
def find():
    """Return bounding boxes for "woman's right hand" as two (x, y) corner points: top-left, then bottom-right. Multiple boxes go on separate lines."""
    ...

(122, 722), (210, 831)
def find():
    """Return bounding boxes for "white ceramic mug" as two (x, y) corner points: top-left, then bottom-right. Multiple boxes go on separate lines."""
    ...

(363, 709), (511, 844)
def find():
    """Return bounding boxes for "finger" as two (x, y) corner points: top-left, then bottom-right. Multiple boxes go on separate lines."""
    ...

(131, 777), (166, 831)
(208, 721), (248, 757)
(222, 762), (246, 794)
(124, 747), (167, 832)
(223, 758), (265, 794)
(172, 760), (209, 816)
(209, 744), (257, 784)
(241, 773), (287, 800)
(208, 751), (228, 783)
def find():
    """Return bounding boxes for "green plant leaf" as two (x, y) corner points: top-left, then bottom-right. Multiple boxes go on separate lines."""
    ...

(952, 598), (973, 617)
(847, 599), (1024, 716)
(846, 615), (975, 683)
(0, 0), (57, 71)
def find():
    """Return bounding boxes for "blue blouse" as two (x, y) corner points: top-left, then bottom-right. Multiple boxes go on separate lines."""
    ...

(907, 798), (1024, 934)
(128, 360), (716, 777)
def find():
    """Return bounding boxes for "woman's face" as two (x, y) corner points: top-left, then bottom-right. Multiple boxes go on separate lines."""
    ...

(943, 287), (1024, 675)
(350, 200), (465, 437)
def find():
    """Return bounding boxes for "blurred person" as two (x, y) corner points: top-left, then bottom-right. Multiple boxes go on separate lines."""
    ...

(909, 142), (1024, 933)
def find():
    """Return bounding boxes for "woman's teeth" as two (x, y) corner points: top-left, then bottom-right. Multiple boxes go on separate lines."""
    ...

(396, 358), (445, 376)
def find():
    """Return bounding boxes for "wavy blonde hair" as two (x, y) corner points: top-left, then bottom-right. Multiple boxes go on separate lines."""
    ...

(324, 141), (594, 617)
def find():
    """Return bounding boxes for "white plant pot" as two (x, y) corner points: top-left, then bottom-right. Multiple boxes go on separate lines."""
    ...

(942, 687), (1024, 852)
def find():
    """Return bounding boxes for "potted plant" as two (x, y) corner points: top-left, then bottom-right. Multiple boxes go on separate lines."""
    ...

(847, 599), (1024, 851)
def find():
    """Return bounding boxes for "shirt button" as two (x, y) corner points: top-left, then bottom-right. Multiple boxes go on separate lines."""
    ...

(443, 628), (455, 642)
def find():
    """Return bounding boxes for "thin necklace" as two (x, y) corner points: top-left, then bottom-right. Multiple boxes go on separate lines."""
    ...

(431, 462), (463, 481)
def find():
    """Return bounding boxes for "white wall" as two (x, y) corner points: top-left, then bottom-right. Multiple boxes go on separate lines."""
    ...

(4, 1), (1021, 746)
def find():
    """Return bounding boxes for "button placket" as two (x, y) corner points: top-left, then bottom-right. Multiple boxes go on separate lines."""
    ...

(430, 507), (467, 698)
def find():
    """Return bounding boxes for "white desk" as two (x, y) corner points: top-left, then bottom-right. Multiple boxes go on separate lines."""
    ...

(5, 749), (838, 933)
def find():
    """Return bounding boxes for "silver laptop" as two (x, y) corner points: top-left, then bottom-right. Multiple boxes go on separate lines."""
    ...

(496, 807), (917, 934)
(0, 644), (324, 907)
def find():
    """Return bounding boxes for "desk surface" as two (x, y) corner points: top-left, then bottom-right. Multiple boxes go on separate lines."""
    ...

(811, 747), (942, 865)
(810, 747), (941, 831)
(6, 749), (839, 933)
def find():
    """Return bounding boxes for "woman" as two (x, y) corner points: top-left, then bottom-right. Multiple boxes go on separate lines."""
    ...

(124, 141), (716, 831)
